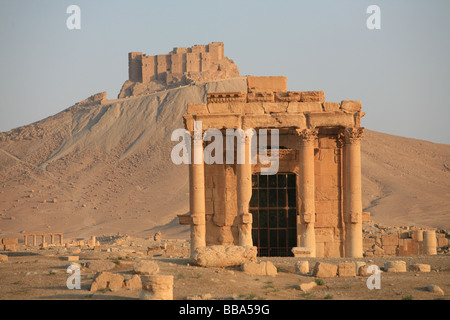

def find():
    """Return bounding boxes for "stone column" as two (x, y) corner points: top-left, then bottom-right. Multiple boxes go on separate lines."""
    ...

(33, 235), (37, 246)
(24, 235), (27, 246)
(237, 130), (254, 247)
(50, 234), (54, 245)
(60, 233), (63, 245)
(423, 230), (437, 255)
(343, 127), (365, 258)
(296, 128), (318, 257)
(140, 275), (174, 300)
(190, 126), (206, 257)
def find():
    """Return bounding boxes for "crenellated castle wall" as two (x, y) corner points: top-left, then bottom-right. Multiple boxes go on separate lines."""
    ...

(128, 42), (225, 84)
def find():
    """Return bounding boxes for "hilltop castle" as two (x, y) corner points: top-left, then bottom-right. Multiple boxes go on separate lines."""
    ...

(129, 42), (225, 83)
(119, 42), (239, 98)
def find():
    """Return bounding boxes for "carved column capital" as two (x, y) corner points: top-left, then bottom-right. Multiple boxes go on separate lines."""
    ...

(343, 127), (365, 144)
(296, 128), (319, 144)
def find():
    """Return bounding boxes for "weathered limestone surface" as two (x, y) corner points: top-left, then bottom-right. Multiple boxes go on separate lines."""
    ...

(140, 275), (174, 300)
(90, 272), (124, 292)
(86, 260), (116, 272)
(384, 261), (407, 272)
(338, 262), (356, 277)
(312, 262), (338, 278)
(426, 285), (445, 296)
(410, 264), (431, 272)
(0, 254), (8, 263)
(241, 261), (277, 276)
(299, 281), (317, 292)
(124, 275), (142, 290)
(191, 245), (257, 267)
(133, 260), (160, 275)
(295, 261), (309, 274)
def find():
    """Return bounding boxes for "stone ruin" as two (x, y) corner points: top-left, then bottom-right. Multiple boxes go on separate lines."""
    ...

(118, 42), (240, 98)
(179, 75), (367, 260)
(362, 224), (449, 256)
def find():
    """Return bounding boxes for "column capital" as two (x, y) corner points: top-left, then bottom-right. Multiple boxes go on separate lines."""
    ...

(343, 127), (365, 144)
(295, 128), (319, 143)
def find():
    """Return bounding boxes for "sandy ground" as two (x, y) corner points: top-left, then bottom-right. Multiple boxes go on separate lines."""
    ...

(0, 236), (448, 301)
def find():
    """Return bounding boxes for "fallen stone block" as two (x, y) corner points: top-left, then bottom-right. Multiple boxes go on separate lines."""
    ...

(93, 245), (108, 252)
(124, 274), (142, 290)
(133, 260), (160, 275)
(241, 261), (277, 276)
(90, 272), (124, 292)
(291, 247), (311, 258)
(295, 261), (309, 274)
(299, 281), (317, 292)
(1, 238), (18, 245)
(338, 262), (356, 277)
(0, 254), (8, 263)
(410, 264), (431, 272)
(426, 285), (444, 296)
(191, 245), (257, 267)
(312, 262), (337, 278)
(2, 244), (16, 251)
(60, 256), (79, 262)
(384, 261), (406, 272)
(85, 260), (116, 272)
(140, 275), (174, 300)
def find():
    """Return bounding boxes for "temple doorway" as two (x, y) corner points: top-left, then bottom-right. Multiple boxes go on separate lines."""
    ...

(250, 173), (297, 257)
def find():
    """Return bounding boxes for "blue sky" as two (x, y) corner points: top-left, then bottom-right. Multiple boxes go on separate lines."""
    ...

(0, 0), (449, 144)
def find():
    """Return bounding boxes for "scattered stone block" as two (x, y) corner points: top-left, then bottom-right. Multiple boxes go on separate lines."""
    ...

(410, 264), (431, 272)
(86, 260), (116, 272)
(312, 262), (337, 278)
(191, 245), (257, 268)
(133, 260), (160, 275)
(1, 238), (18, 245)
(154, 231), (162, 241)
(426, 285), (444, 296)
(384, 261), (406, 272)
(0, 254), (8, 263)
(299, 281), (317, 292)
(124, 274), (142, 290)
(295, 261), (309, 274)
(93, 245), (108, 252)
(338, 262), (356, 277)
(60, 256), (79, 262)
(140, 275), (174, 300)
(356, 262), (371, 276)
(3, 244), (16, 251)
(241, 261), (277, 276)
(90, 272), (124, 292)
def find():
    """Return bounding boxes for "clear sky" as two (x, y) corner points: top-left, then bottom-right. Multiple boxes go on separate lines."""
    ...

(0, 0), (449, 144)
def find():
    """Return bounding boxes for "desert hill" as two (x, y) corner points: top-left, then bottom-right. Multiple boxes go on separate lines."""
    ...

(0, 77), (449, 241)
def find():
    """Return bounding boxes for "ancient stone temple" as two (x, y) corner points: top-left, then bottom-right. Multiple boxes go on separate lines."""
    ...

(178, 76), (365, 258)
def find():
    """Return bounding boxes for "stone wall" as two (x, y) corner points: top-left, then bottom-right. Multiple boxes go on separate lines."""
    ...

(363, 225), (449, 256)
(128, 42), (226, 84)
